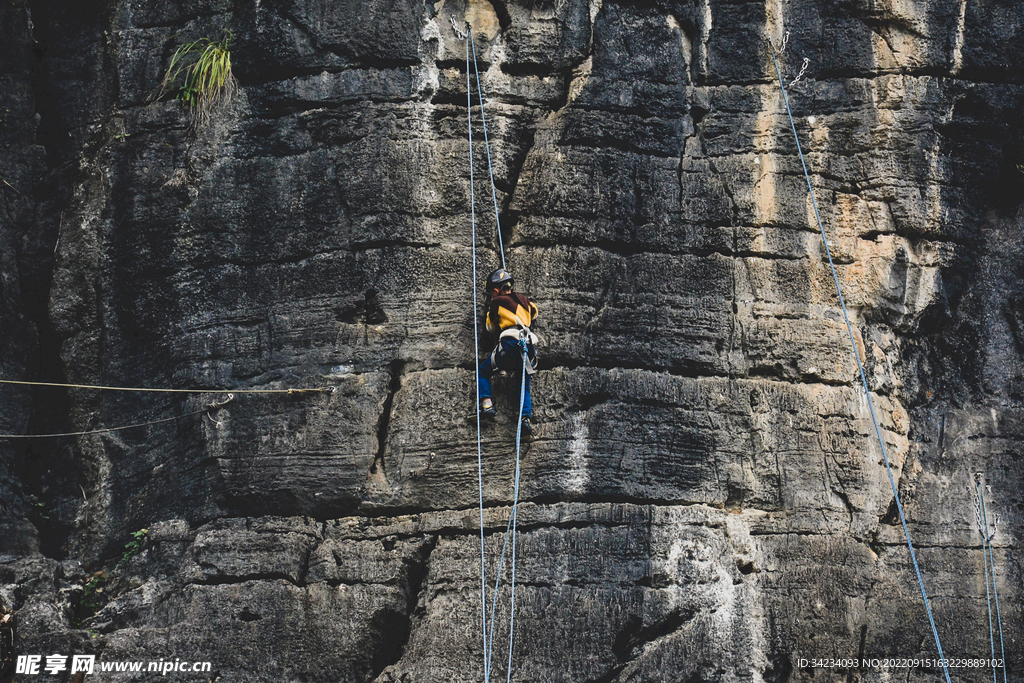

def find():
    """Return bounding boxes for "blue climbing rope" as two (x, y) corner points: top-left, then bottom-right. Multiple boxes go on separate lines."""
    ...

(977, 482), (997, 683)
(505, 343), (529, 681)
(481, 345), (529, 678)
(485, 512), (516, 672)
(979, 483), (1007, 683)
(479, 360), (530, 680)
(464, 25), (528, 683)
(470, 32), (507, 269)
(769, 50), (952, 683)
(468, 31), (492, 683)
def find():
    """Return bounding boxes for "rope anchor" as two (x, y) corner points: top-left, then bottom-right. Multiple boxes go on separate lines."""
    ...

(451, 14), (467, 40)
(205, 393), (234, 428)
(789, 57), (810, 86)
(766, 30), (790, 56)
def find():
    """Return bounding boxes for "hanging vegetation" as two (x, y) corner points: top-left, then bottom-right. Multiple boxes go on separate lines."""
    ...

(156, 31), (236, 124)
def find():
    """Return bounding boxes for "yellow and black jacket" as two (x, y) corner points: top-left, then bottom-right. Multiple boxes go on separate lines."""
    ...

(486, 293), (538, 338)
(485, 292), (540, 373)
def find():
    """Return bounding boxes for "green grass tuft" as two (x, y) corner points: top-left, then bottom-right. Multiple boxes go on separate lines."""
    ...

(156, 31), (236, 125)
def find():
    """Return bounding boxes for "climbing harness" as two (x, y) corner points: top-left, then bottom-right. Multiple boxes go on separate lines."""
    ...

(462, 21), (529, 683)
(975, 477), (1007, 683)
(769, 47), (952, 683)
(492, 319), (538, 375)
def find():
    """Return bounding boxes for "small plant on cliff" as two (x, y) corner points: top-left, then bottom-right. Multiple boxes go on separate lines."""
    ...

(156, 31), (236, 124)
(75, 572), (106, 625)
(118, 528), (148, 567)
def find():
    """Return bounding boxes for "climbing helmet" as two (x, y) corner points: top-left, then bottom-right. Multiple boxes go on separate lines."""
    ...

(486, 268), (514, 292)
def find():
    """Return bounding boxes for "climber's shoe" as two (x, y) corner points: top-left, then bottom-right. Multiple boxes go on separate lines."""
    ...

(481, 398), (496, 418)
(519, 415), (533, 438)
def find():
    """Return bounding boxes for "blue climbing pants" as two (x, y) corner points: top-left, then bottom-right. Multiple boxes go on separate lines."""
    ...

(478, 339), (534, 417)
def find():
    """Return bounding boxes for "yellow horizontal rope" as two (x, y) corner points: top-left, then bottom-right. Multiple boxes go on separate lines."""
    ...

(0, 379), (333, 395)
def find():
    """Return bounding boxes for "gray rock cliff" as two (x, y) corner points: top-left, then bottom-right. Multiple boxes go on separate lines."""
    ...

(1, 0), (1023, 681)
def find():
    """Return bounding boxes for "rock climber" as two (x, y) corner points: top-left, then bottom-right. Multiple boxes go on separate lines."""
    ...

(478, 268), (539, 436)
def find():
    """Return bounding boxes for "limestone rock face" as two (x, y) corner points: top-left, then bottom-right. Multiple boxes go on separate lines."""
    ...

(1, 0), (1023, 681)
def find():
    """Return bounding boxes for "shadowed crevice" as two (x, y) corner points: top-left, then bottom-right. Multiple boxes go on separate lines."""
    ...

(371, 360), (405, 482)
(366, 534), (437, 682)
(584, 607), (697, 683)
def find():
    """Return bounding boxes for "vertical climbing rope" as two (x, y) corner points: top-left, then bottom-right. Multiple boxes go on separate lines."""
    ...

(979, 482), (1007, 683)
(468, 29), (491, 683)
(464, 23), (527, 683)
(505, 345), (529, 682)
(976, 481), (997, 683)
(769, 49), (952, 683)
(478, 348), (529, 680)
(480, 346), (529, 678)
(485, 512), (516, 673)
(470, 32), (507, 268)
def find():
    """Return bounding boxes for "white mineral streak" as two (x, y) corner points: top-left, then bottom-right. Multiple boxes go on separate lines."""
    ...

(764, 0), (785, 63)
(565, 57), (592, 107)
(666, 15), (692, 79)
(952, 0), (967, 74)
(565, 412), (590, 494)
(648, 507), (769, 680)
(699, 0), (711, 76)
(753, 85), (780, 227)
(415, 9), (442, 99)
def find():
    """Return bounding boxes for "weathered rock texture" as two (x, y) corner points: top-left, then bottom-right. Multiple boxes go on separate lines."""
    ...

(1, 0), (1023, 681)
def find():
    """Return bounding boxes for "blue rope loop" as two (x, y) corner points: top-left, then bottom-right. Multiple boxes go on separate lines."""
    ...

(769, 49), (951, 683)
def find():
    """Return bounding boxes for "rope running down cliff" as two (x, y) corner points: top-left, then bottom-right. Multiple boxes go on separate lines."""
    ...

(0, 395), (236, 439)
(0, 379), (333, 394)
(466, 18), (490, 680)
(769, 44), (952, 683)
(462, 21), (528, 683)
(976, 478), (1008, 683)
(0, 380), (333, 439)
